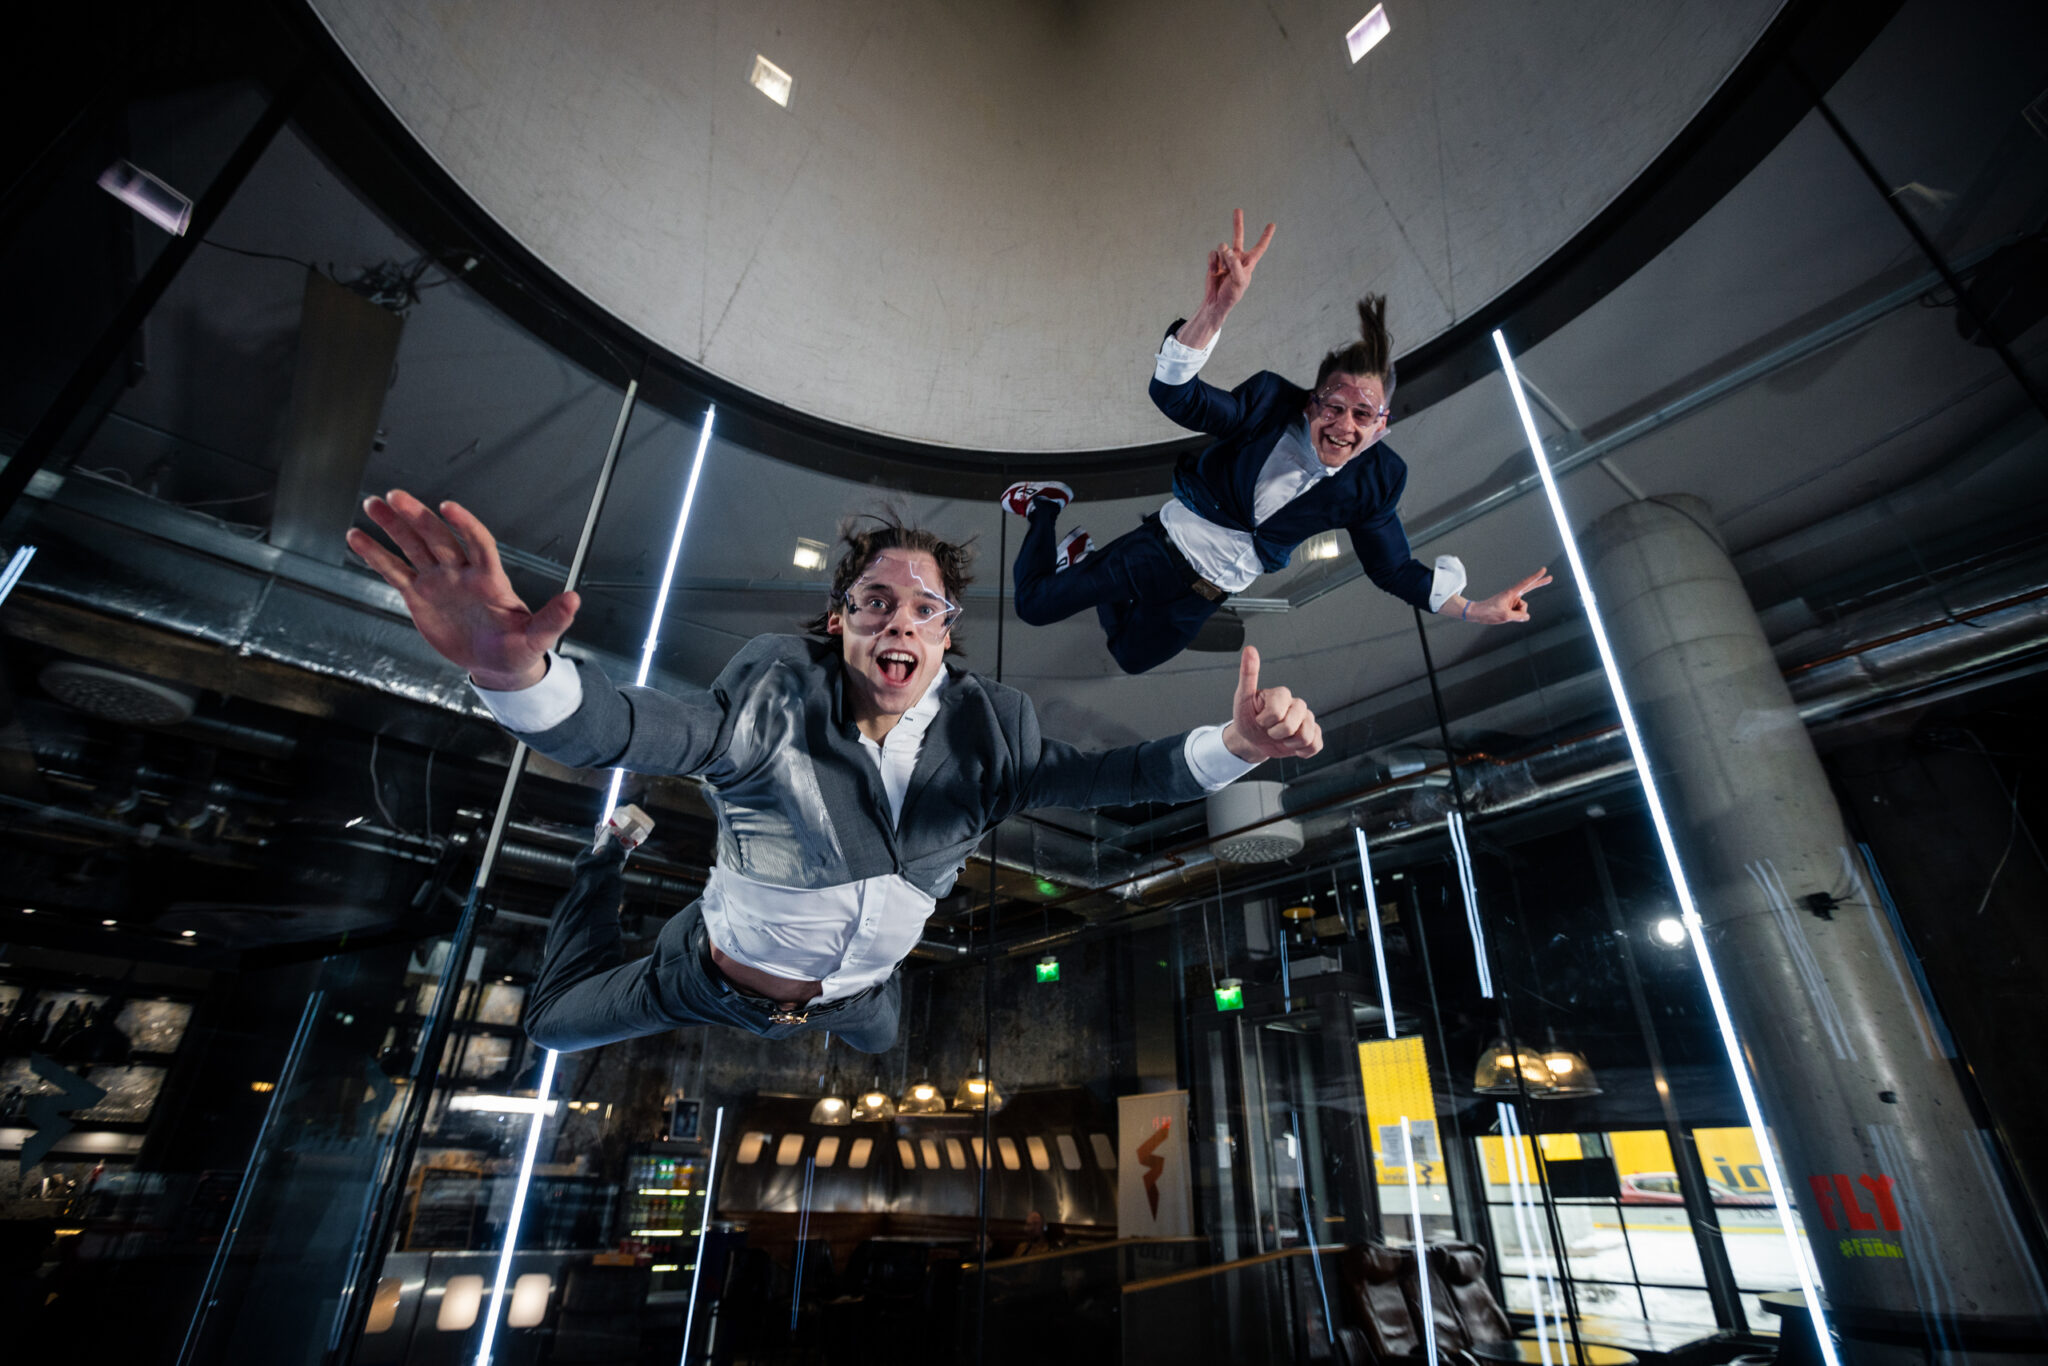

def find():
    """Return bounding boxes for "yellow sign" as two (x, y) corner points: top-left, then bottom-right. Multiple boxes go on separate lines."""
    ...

(1358, 1037), (1441, 1183)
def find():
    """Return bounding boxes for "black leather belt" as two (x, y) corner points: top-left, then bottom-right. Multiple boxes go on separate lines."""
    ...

(1143, 513), (1231, 603)
(695, 920), (873, 1026)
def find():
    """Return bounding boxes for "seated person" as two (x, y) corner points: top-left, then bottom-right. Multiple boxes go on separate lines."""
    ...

(348, 494), (1324, 1052)
(1005, 210), (1549, 674)
(1009, 1210), (1056, 1258)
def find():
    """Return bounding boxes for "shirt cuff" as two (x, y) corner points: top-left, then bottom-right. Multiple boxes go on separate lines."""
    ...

(1428, 555), (1468, 614)
(472, 651), (583, 733)
(1184, 723), (1259, 792)
(1154, 328), (1219, 386)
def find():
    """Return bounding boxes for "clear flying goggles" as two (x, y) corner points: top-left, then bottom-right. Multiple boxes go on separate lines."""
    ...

(836, 570), (962, 642)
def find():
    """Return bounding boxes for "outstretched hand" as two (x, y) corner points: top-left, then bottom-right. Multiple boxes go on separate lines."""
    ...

(1463, 567), (1553, 625)
(1222, 646), (1323, 763)
(345, 490), (579, 690)
(1203, 208), (1276, 318)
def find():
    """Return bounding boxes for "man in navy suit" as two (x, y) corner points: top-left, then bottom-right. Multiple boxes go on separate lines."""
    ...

(1005, 211), (1551, 674)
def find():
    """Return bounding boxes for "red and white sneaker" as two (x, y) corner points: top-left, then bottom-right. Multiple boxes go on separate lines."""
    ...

(1055, 528), (1094, 571)
(998, 480), (1074, 518)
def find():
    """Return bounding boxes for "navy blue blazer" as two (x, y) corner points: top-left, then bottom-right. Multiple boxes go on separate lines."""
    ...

(1149, 347), (1435, 610)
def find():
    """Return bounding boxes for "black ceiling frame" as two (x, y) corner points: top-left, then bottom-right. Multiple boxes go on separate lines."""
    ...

(264, 0), (1903, 501)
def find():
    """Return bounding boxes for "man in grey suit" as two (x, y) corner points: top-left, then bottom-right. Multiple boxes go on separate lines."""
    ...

(348, 491), (1324, 1053)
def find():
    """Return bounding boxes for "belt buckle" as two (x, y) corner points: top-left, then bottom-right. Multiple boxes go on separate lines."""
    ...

(768, 1007), (810, 1026)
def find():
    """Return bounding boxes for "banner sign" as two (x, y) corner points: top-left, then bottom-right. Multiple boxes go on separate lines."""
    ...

(1118, 1090), (1193, 1237)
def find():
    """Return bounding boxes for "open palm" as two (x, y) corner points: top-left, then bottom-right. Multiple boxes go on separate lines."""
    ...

(345, 490), (578, 690)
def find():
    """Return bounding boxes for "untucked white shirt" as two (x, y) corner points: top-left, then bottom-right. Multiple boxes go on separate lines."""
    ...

(473, 654), (1256, 1001)
(1152, 330), (1466, 609)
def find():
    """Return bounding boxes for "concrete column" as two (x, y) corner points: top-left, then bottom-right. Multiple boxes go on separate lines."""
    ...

(1583, 496), (2047, 1359)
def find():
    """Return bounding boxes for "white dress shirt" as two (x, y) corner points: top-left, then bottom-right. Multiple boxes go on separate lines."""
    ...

(474, 654), (1256, 1002)
(1152, 330), (1466, 609)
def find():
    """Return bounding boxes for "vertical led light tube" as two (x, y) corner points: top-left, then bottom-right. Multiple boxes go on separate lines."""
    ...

(0, 544), (36, 606)
(1355, 828), (1397, 1038)
(681, 1105), (727, 1364)
(604, 404), (718, 820)
(477, 405), (717, 1366)
(1491, 330), (1837, 1365)
(472, 1048), (559, 1366)
(1401, 1117), (1440, 1365)
(1445, 811), (1493, 996)
(1496, 1103), (1555, 1366)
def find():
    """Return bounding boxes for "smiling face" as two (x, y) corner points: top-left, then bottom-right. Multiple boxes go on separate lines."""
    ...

(1304, 371), (1390, 469)
(827, 549), (956, 727)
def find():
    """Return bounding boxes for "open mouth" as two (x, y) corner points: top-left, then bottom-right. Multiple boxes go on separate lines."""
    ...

(876, 649), (918, 685)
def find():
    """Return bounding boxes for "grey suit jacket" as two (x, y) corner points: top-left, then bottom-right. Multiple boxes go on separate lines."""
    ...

(512, 634), (1207, 901)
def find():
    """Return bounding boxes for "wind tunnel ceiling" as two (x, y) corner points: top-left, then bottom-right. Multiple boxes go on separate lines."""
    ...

(307, 0), (1784, 453)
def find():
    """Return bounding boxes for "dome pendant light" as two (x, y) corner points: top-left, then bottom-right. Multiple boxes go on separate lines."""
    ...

(1472, 1037), (1556, 1097)
(851, 1075), (898, 1122)
(952, 1056), (1005, 1114)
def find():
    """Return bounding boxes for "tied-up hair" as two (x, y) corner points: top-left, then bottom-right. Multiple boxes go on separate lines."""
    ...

(802, 508), (977, 654)
(1313, 294), (1396, 403)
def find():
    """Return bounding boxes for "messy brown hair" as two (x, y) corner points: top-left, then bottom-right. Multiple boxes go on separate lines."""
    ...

(1313, 294), (1396, 401)
(802, 509), (977, 654)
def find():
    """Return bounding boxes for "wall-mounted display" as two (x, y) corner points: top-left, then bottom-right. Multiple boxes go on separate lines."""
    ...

(80, 1065), (168, 1123)
(116, 999), (194, 1055)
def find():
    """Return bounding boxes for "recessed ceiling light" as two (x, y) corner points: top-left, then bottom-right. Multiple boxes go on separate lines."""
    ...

(793, 537), (828, 571)
(19, 908), (32, 915)
(1302, 531), (1342, 561)
(181, 929), (197, 938)
(102, 918), (117, 927)
(1346, 5), (1391, 63)
(749, 55), (793, 108)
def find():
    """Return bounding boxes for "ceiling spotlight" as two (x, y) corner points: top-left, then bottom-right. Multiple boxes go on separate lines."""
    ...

(1653, 917), (1687, 947)
(1301, 531), (1342, 561)
(102, 919), (118, 927)
(180, 930), (197, 938)
(1345, 5), (1391, 63)
(749, 55), (793, 108)
(19, 908), (33, 915)
(793, 537), (829, 572)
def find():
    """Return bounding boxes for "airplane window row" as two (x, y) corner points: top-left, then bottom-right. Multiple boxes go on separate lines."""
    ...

(731, 1130), (1118, 1173)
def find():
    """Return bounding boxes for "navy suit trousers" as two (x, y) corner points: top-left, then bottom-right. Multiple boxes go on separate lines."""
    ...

(1011, 504), (1221, 675)
(523, 844), (902, 1055)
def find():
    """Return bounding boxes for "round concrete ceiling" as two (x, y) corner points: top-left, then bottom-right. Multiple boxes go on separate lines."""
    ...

(311, 0), (1781, 452)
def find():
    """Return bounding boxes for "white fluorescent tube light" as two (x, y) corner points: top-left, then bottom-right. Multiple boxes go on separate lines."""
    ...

(448, 1094), (558, 1116)
(1402, 1117), (1439, 1363)
(1492, 328), (1839, 1366)
(603, 405), (716, 822)
(97, 160), (193, 236)
(1497, 1104), (1555, 1366)
(1346, 6), (1391, 63)
(683, 1106), (727, 1362)
(1446, 810), (1493, 996)
(0, 545), (36, 607)
(472, 1050), (558, 1366)
(1355, 828), (1396, 1038)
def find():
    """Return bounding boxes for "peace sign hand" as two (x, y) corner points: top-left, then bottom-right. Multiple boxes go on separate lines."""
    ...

(345, 490), (579, 691)
(1203, 209), (1276, 316)
(1463, 568), (1554, 625)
